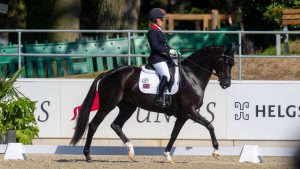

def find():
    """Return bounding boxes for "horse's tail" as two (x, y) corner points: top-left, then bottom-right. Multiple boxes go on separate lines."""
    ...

(70, 74), (103, 146)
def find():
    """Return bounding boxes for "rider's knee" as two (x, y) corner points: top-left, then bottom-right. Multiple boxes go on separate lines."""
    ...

(165, 74), (170, 82)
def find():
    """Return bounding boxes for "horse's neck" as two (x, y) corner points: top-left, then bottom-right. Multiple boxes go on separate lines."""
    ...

(182, 63), (212, 91)
(182, 53), (216, 90)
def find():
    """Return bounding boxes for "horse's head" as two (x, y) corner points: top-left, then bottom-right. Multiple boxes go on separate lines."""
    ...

(214, 45), (235, 89)
(181, 45), (236, 89)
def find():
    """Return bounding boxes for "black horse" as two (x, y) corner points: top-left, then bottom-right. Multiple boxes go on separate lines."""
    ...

(70, 45), (235, 162)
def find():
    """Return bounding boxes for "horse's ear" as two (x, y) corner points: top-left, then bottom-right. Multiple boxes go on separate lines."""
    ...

(229, 42), (240, 55)
(231, 42), (240, 52)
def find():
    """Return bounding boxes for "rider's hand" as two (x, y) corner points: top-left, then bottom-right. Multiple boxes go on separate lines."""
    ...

(169, 49), (178, 57)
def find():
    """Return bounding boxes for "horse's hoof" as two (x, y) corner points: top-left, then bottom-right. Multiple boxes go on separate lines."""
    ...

(167, 159), (175, 163)
(164, 152), (173, 163)
(126, 142), (135, 162)
(128, 152), (135, 162)
(85, 158), (92, 163)
(165, 157), (173, 163)
(212, 150), (220, 160)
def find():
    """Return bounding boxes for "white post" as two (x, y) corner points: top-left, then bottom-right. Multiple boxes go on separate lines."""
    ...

(127, 31), (131, 65)
(276, 34), (281, 56)
(283, 25), (289, 54)
(238, 32), (242, 80)
(17, 29), (22, 69)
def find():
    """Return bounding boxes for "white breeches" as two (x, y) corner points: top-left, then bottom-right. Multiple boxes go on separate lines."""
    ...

(153, 61), (170, 81)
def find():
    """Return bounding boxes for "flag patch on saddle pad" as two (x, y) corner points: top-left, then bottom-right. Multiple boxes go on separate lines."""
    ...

(143, 83), (150, 89)
(138, 66), (179, 95)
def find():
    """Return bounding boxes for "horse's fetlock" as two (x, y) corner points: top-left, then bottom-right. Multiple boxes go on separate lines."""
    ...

(213, 142), (219, 150)
(83, 149), (89, 155)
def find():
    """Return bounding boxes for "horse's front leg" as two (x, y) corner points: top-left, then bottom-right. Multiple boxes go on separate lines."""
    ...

(164, 118), (186, 162)
(187, 111), (220, 159)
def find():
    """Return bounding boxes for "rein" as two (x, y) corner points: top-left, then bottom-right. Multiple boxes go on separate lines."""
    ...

(177, 53), (220, 77)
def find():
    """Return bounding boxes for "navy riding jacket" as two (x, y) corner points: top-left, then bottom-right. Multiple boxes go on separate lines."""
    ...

(147, 24), (171, 64)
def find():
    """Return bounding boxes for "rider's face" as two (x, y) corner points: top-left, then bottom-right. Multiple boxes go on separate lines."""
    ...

(156, 18), (165, 27)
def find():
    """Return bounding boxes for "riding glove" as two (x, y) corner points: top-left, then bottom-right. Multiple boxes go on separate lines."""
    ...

(169, 49), (178, 57)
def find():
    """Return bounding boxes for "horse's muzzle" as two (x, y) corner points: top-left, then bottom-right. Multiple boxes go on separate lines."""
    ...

(220, 78), (231, 89)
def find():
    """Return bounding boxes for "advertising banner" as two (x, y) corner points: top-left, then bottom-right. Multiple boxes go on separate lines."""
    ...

(227, 81), (300, 140)
(15, 79), (300, 140)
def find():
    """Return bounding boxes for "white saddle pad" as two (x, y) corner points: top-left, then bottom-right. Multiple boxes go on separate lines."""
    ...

(139, 66), (179, 95)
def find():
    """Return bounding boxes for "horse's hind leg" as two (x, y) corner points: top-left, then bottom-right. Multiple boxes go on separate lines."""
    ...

(83, 109), (110, 162)
(111, 102), (137, 161)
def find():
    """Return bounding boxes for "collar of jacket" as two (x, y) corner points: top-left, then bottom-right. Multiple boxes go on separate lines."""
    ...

(150, 23), (161, 31)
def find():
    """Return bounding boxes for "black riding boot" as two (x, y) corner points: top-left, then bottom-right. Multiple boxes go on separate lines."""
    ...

(154, 75), (168, 107)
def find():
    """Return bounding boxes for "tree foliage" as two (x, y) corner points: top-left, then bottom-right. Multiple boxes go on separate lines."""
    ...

(236, 0), (299, 48)
(6, 0), (27, 29)
(239, 0), (300, 30)
(5, 0), (26, 43)
(24, 0), (53, 42)
(263, 0), (300, 27)
(2, 0), (299, 45)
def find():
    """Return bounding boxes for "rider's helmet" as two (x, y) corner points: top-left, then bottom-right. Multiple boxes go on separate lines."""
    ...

(148, 8), (166, 21)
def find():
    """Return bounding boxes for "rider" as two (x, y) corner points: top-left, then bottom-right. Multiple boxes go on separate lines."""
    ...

(147, 8), (178, 107)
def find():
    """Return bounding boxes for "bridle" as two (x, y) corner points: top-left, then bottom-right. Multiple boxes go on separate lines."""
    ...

(177, 47), (232, 78)
(215, 48), (234, 80)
